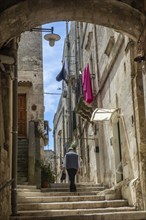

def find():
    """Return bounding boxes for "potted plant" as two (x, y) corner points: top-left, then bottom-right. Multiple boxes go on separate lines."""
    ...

(40, 160), (55, 188)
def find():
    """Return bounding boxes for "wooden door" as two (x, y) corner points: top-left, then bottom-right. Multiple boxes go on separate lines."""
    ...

(18, 94), (27, 137)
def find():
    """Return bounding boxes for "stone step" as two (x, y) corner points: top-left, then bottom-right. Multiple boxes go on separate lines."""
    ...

(17, 188), (40, 192)
(10, 211), (146, 220)
(17, 177), (28, 183)
(17, 183), (104, 191)
(17, 164), (28, 169)
(18, 144), (28, 148)
(49, 183), (103, 188)
(18, 191), (100, 197)
(17, 185), (37, 189)
(17, 188), (103, 193)
(41, 187), (104, 192)
(17, 158), (28, 162)
(11, 184), (144, 220)
(18, 195), (105, 203)
(16, 206), (136, 217)
(18, 145), (28, 149)
(17, 138), (28, 185)
(18, 147), (28, 153)
(17, 173), (28, 178)
(18, 138), (28, 143)
(18, 200), (128, 211)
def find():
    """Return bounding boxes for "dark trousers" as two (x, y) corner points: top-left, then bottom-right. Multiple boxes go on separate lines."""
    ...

(67, 168), (77, 192)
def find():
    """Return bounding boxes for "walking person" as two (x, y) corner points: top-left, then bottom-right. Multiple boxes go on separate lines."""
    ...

(63, 144), (80, 192)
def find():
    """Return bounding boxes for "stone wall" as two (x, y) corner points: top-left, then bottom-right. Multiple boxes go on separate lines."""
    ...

(0, 147), (10, 220)
(18, 30), (44, 133)
(0, 69), (12, 219)
(53, 96), (66, 182)
(92, 25), (141, 205)
(73, 22), (143, 207)
(55, 21), (145, 208)
(17, 30), (44, 185)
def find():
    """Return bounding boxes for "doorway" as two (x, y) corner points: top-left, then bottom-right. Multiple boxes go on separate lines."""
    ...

(18, 94), (27, 137)
(113, 120), (123, 183)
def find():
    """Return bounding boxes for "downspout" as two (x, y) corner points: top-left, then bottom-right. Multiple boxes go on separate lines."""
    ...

(11, 39), (18, 215)
(76, 22), (85, 157)
(74, 21), (78, 105)
(94, 25), (100, 88)
(66, 21), (72, 146)
(77, 22), (82, 72)
(53, 128), (57, 182)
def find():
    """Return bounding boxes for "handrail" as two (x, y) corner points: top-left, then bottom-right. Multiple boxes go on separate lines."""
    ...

(0, 179), (14, 192)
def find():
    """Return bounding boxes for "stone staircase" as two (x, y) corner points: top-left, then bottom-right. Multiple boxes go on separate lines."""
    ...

(17, 138), (28, 184)
(10, 183), (146, 220)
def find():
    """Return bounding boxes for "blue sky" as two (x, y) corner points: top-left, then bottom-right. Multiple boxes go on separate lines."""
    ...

(42, 22), (67, 150)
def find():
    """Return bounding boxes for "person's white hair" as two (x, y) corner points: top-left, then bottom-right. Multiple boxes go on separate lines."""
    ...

(68, 147), (73, 152)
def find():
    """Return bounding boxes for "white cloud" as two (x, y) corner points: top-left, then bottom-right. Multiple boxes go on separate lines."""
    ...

(44, 94), (60, 113)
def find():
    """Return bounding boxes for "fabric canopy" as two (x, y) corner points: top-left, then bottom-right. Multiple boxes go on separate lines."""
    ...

(90, 108), (118, 122)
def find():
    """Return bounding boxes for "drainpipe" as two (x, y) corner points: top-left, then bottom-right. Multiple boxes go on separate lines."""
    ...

(66, 21), (72, 146)
(74, 21), (79, 105)
(11, 39), (18, 216)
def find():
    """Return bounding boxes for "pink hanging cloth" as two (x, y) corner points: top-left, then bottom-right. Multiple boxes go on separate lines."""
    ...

(82, 64), (93, 104)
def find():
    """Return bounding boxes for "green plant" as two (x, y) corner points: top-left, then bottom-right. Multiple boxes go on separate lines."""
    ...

(40, 160), (55, 186)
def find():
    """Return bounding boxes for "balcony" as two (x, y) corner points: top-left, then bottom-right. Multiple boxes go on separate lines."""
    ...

(75, 77), (93, 122)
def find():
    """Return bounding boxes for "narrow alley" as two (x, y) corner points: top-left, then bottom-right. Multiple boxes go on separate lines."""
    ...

(1, 1), (146, 220)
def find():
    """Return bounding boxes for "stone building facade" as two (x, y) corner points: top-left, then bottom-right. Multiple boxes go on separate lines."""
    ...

(53, 94), (67, 182)
(54, 21), (146, 209)
(17, 30), (47, 185)
(0, 30), (47, 219)
(0, 40), (17, 220)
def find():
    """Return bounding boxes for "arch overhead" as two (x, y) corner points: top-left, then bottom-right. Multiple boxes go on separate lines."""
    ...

(0, 0), (145, 47)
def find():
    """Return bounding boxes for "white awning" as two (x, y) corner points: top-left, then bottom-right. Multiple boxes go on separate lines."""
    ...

(90, 108), (118, 122)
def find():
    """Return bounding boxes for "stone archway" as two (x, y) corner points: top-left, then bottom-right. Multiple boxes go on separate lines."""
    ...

(1, 0), (146, 217)
(0, 0), (145, 47)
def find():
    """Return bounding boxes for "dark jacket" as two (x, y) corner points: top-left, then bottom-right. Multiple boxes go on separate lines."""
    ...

(63, 151), (80, 170)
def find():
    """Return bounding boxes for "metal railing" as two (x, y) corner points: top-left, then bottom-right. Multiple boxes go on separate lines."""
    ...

(0, 179), (14, 193)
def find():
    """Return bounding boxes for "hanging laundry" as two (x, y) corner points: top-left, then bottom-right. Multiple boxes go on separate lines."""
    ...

(82, 64), (93, 104)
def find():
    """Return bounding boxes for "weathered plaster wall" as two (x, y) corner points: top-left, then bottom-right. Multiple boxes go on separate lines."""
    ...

(0, 72), (12, 220)
(74, 22), (142, 206)
(53, 96), (66, 182)
(0, 147), (10, 220)
(17, 30), (44, 186)
(88, 123), (98, 183)
(18, 30), (44, 136)
(96, 26), (140, 205)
